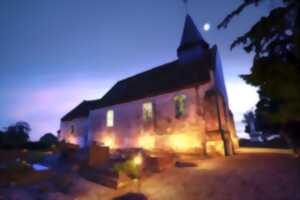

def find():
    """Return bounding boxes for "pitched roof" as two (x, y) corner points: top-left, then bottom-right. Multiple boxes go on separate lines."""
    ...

(177, 15), (209, 52)
(61, 100), (99, 121)
(61, 48), (215, 122)
(96, 53), (213, 109)
(61, 15), (218, 122)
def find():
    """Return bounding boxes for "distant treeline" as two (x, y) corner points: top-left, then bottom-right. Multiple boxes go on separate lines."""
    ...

(0, 121), (58, 150)
(239, 138), (289, 149)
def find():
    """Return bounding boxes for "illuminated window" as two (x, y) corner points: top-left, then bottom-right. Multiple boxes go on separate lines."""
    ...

(106, 110), (114, 127)
(174, 95), (186, 118)
(143, 102), (153, 121)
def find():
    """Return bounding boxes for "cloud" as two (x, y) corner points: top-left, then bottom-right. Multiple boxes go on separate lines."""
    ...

(1, 75), (259, 140)
(1, 78), (111, 140)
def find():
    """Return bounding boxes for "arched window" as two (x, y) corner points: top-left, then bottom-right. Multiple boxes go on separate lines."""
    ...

(106, 110), (114, 127)
(174, 95), (186, 118)
(143, 102), (153, 121)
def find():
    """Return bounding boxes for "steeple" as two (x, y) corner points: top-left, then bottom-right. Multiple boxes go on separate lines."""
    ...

(177, 14), (209, 63)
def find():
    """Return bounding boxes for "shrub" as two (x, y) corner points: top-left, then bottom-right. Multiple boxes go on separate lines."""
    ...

(113, 160), (140, 179)
(39, 133), (58, 146)
(6, 160), (32, 173)
(26, 151), (45, 164)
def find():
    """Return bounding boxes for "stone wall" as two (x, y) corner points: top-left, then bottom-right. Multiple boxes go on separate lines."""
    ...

(60, 70), (239, 155)
(60, 117), (89, 147)
(88, 78), (217, 153)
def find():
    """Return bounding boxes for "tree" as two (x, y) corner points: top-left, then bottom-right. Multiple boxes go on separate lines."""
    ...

(218, 0), (300, 146)
(15, 121), (31, 134)
(0, 130), (4, 145)
(254, 92), (281, 134)
(242, 111), (255, 134)
(2, 121), (30, 147)
(39, 133), (58, 145)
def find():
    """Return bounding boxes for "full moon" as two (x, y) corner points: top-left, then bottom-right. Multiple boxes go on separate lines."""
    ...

(203, 23), (211, 31)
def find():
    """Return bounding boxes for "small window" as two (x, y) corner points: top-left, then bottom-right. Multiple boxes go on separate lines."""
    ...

(106, 110), (114, 127)
(143, 102), (153, 121)
(174, 95), (186, 118)
(71, 125), (75, 134)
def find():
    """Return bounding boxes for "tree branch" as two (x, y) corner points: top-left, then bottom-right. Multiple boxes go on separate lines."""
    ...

(218, 0), (263, 29)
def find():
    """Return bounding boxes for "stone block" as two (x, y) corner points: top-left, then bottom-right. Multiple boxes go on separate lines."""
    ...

(206, 140), (225, 156)
(88, 142), (109, 168)
(145, 155), (174, 172)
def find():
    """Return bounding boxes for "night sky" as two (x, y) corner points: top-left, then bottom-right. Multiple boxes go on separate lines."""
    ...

(0, 0), (277, 140)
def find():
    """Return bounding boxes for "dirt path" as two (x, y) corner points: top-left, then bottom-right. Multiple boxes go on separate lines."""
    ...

(1, 153), (299, 200)
(72, 153), (300, 200)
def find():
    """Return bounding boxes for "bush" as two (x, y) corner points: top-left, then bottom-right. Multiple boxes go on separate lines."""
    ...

(22, 142), (49, 150)
(0, 141), (56, 151)
(39, 133), (58, 146)
(239, 138), (289, 148)
(6, 160), (32, 173)
(1, 122), (30, 147)
(26, 151), (45, 164)
(113, 160), (140, 179)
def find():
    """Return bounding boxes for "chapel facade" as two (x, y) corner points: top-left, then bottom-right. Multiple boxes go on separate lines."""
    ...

(60, 15), (239, 156)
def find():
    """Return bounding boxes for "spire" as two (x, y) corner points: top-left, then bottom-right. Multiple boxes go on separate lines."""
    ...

(177, 14), (209, 63)
(178, 15), (208, 52)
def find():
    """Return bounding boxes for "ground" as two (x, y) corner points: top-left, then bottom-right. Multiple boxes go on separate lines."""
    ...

(1, 152), (300, 200)
(71, 153), (300, 200)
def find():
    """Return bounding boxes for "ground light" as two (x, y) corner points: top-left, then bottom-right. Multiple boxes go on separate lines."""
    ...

(133, 154), (143, 166)
(133, 153), (143, 193)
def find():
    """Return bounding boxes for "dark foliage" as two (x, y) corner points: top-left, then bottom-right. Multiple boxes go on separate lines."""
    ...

(22, 142), (52, 151)
(0, 122), (57, 150)
(0, 121), (30, 147)
(39, 133), (58, 146)
(242, 111), (255, 134)
(0, 130), (4, 144)
(283, 120), (300, 147)
(219, 0), (300, 143)
(0, 141), (52, 150)
(239, 138), (289, 148)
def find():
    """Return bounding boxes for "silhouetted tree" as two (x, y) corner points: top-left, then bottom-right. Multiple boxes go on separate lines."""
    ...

(0, 130), (4, 145)
(219, 0), (300, 147)
(39, 133), (58, 146)
(254, 93), (281, 134)
(15, 121), (31, 134)
(242, 111), (255, 134)
(2, 121), (30, 147)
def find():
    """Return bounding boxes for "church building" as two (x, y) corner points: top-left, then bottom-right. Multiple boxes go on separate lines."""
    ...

(60, 15), (239, 156)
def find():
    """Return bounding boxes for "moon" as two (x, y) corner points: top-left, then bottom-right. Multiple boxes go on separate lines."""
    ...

(203, 23), (211, 32)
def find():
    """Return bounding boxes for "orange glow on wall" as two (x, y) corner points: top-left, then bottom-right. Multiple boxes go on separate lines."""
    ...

(206, 141), (224, 155)
(167, 134), (201, 152)
(102, 136), (115, 148)
(66, 135), (78, 145)
(138, 134), (155, 150)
